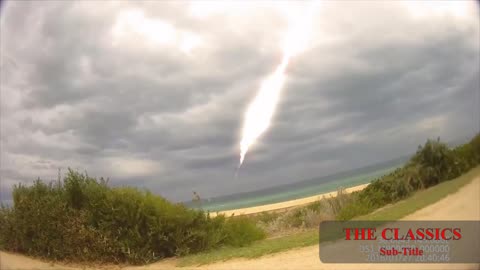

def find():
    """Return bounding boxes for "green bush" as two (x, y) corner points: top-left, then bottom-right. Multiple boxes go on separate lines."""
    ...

(0, 169), (265, 264)
(338, 133), (480, 220)
(336, 198), (371, 221)
(256, 188), (357, 232)
(254, 133), (480, 228)
(0, 205), (14, 249)
(253, 211), (281, 224)
(224, 216), (266, 247)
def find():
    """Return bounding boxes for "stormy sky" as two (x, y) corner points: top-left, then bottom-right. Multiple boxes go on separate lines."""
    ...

(1, 1), (479, 203)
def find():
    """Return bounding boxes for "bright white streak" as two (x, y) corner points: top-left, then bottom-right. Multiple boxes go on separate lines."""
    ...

(239, 56), (289, 165)
(239, 2), (320, 166)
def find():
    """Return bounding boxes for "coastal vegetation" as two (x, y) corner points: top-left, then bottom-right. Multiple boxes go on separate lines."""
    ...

(249, 133), (480, 234)
(179, 132), (480, 265)
(179, 164), (480, 266)
(0, 171), (265, 264)
(0, 133), (479, 266)
(338, 133), (480, 220)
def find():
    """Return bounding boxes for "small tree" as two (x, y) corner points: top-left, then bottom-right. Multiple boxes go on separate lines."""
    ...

(192, 191), (202, 209)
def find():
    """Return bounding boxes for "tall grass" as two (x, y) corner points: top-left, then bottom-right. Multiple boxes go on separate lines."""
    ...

(0, 134), (478, 265)
(337, 134), (480, 220)
(0, 170), (265, 264)
(255, 133), (480, 233)
(254, 188), (354, 235)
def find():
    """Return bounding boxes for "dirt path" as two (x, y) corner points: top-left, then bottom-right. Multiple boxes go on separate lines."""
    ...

(184, 176), (479, 270)
(2, 178), (479, 270)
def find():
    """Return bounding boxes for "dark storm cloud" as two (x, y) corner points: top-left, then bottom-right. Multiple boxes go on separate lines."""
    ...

(1, 1), (478, 202)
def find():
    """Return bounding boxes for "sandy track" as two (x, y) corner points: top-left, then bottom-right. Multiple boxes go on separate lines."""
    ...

(189, 177), (480, 270)
(1, 178), (479, 270)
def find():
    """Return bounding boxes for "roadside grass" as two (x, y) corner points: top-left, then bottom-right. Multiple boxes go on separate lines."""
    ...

(358, 165), (480, 221)
(177, 165), (480, 267)
(177, 230), (318, 267)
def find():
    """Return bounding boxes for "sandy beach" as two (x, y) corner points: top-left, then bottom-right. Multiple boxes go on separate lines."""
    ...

(209, 183), (370, 217)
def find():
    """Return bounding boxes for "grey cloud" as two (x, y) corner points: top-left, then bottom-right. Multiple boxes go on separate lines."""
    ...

(1, 1), (478, 202)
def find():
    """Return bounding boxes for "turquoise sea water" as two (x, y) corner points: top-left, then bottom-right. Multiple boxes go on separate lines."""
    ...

(197, 165), (402, 212)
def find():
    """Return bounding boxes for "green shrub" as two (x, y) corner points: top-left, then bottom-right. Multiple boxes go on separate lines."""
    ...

(223, 216), (266, 247)
(253, 211), (281, 224)
(337, 199), (371, 221)
(338, 133), (480, 220)
(257, 188), (356, 232)
(0, 169), (265, 264)
(0, 205), (14, 249)
(256, 134), (480, 229)
(1, 133), (479, 264)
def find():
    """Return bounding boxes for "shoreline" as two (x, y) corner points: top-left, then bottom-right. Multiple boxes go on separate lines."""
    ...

(210, 183), (370, 217)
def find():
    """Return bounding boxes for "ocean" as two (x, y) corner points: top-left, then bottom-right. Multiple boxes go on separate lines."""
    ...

(185, 156), (409, 212)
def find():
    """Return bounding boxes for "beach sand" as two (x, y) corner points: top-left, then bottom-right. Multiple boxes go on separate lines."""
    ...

(209, 183), (370, 217)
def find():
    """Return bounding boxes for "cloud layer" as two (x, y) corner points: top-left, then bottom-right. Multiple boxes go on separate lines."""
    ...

(1, 1), (479, 202)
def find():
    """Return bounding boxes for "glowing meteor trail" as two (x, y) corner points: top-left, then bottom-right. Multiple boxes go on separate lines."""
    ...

(239, 56), (288, 166)
(238, 2), (319, 167)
